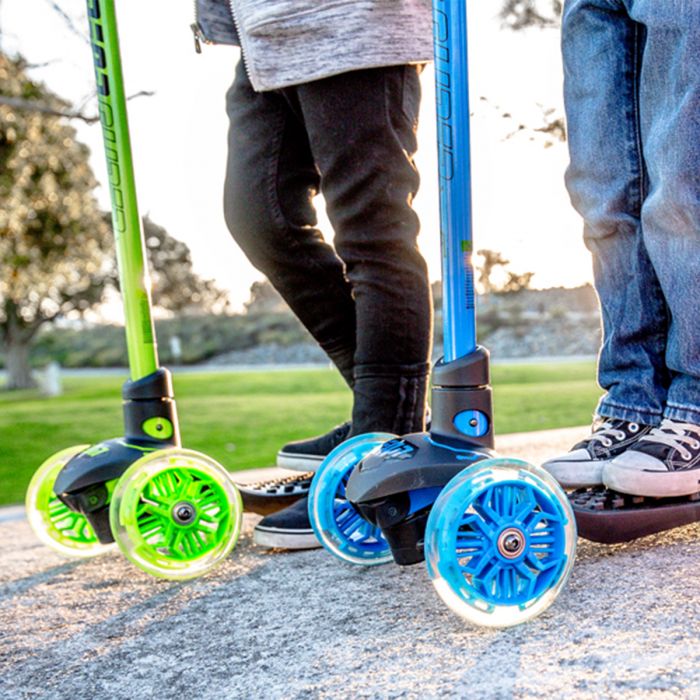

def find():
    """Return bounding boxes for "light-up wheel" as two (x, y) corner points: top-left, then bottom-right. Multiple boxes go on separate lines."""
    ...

(309, 433), (395, 565)
(425, 458), (576, 627)
(26, 445), (114, 558)
(109, 448), (242, 580)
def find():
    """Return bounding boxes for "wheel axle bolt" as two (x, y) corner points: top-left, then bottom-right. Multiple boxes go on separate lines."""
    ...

(173, 502), (196, 524)
(503, 535), (520, 552)
(497, 527), (525, 559)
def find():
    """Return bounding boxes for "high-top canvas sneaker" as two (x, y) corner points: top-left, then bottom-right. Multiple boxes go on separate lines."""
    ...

(542, 418), (654, 489)
(604, 419), (700, 497)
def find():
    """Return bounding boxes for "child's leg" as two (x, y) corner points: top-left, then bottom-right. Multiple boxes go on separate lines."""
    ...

(543, 0), (666, 487)
(631, 0), (700, 426)
(223, 59), (357, 387)
(601, 2), (700, 498)
(293, 65), (432, 436)
(562, 0), (669, 426)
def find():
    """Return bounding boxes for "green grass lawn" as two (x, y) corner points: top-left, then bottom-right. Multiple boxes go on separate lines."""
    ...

(0, 362), (602, 506)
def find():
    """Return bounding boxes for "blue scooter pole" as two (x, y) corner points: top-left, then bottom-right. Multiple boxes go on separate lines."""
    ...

(429, 0), (494, 449)
(434, 0), (477, 361)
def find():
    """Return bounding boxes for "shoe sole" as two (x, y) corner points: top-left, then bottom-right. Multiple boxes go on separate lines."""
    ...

(276, 452), (325, 472)
(541, 460), (607, 490)
(253, 526), (320, 550)
(604, 464), (700, 498)
(236, 472), (314, 516)
(237, 491), (306, 516)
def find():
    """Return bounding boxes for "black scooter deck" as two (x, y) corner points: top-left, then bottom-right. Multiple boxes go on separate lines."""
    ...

(234, 469), (312, 516)
(570, 487), (700, 544)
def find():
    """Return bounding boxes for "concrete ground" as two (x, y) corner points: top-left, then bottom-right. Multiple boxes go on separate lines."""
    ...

(3, 426), (700, 699)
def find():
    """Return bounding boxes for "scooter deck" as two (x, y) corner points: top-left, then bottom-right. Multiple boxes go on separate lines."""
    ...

(570, 487), (700, 544)
(233, 469), (312, 516)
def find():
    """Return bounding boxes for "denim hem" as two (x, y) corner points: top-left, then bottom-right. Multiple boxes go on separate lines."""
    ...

(596, 399), (662, 427)
(664, 404), (700, 426)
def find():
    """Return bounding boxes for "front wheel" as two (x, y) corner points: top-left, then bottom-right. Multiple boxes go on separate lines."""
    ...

(109, 448), (243, 580)
(425, 458), (577, 628)
(25, 445), (114, 558)
(308, 433), (396, 566)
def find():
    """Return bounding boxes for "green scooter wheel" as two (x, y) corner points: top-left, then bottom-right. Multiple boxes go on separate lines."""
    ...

(26, 445), (114, 558)
(109, 448), (243, 580)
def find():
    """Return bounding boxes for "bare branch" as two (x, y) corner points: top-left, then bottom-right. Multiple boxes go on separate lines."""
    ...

(42, 0), (89, 44)
(23, 60), (59, 70)
(126, 90), (156, 101)
(0, 94), (99, 122)
(0, 90), (155, 123)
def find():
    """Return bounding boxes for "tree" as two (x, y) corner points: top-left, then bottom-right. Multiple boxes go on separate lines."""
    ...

(500, 270), (535, 294)
(476, 249), (510, 295)
(476, 249), (535, 295)
(244, 279), (288, 315)
(499, 0), (561, 30)
(0, 53), (112, 389)
(140, 215), (229, 315)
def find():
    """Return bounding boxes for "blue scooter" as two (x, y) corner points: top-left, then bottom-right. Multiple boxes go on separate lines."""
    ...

(307, 0), (577, 627)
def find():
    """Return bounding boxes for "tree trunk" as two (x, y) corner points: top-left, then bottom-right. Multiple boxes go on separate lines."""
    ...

(2, 299), (41, 390)
(4, 336), (36, 390)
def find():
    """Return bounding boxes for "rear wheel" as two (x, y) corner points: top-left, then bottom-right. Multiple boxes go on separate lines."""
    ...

(26, 445), (113, 558)
(308, 433), (395, 565)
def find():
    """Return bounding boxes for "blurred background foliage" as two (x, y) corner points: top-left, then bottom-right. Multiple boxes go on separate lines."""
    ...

(0, 0), (563, 388)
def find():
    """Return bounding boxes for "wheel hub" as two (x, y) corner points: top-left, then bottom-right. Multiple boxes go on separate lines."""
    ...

(172, 501), (197, 525)
(497, 527), (525, 559)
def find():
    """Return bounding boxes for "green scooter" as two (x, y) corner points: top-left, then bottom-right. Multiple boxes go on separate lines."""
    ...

(24, 0), (243, 580)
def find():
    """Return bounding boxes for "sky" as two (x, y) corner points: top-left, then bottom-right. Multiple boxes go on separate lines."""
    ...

(1, 1), (592, 312)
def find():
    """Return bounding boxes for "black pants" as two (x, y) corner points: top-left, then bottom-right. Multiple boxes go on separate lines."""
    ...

(223, 60), (432, 434)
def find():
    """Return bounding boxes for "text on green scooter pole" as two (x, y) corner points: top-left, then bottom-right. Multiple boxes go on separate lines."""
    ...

(87, 0), (159, 380)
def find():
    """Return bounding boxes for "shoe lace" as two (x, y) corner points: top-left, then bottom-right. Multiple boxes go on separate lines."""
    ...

(638, 419), (700, 460)
(587, 420), (633, 448)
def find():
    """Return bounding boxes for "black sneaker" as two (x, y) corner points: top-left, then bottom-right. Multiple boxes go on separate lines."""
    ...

(236, 471), (313, 516)
(276, 421), (352, 471)
(604, 419), (700, 497)
(253, 497), (320, 550)
(542, 418), (653, 489)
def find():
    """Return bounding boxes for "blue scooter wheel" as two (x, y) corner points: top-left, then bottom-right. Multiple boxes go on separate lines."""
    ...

(308, 432), (395, 566)
(425, 458), (576, 627)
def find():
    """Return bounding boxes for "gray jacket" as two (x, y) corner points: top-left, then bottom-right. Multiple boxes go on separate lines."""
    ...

(195, 0), (433, 92)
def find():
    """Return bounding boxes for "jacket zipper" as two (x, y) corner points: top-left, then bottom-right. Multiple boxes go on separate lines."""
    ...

(226, 0), (255, 84)
(191, 0), (255, 87)
(191, 0), (212, 53)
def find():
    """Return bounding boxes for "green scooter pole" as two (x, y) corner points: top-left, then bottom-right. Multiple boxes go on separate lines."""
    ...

(87, 0), (158, 381)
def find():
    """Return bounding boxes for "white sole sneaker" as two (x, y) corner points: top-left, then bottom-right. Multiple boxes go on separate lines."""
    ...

(253, 525), (320, 550)
(604, 452), (700, 498)
(276, 452), (325, 472)
(541, 448), (609, 489)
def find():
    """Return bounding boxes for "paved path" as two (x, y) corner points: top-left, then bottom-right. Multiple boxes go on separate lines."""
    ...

(3, 426), (700, 699)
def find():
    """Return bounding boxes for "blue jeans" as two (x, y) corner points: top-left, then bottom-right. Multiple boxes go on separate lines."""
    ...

(562, 0), (700, 426)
